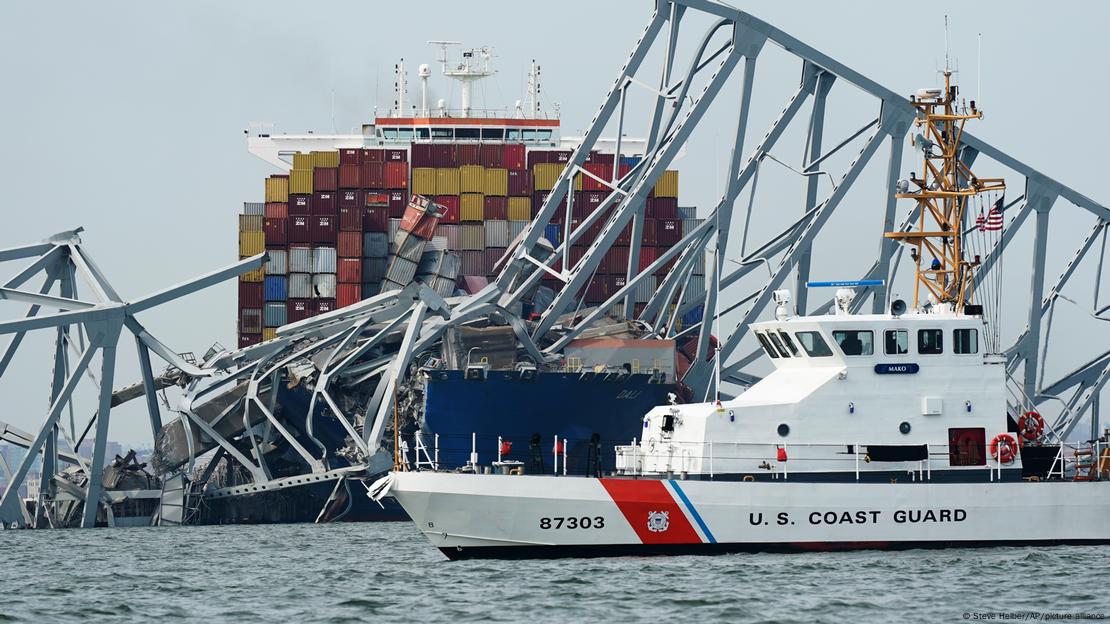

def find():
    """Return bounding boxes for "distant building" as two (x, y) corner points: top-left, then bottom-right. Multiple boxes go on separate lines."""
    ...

(77, 440), (124, 467)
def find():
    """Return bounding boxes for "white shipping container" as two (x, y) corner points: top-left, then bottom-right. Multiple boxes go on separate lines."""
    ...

(312, 246), (337, 273)
(439, 252), (461, 280)
(633, 275), (656, 304)
(428, 236), (448, 251)
(681, 218), (703, 237)
(682, 275), (706, 302)
(434, 224), (459, 250)
(386, 257), (418, 284)
(288, 246), (313, 274)
(394, 231), (427, 263)
(242, 202), (265, 216)
(264, 249), (288, 275)
(379, 279), (405, 294)
(288, 273), (312, 299)
(312, 273), (337, 299)
(484, 220), (510, 248)
(677, 205), (697, 219)
(459, 224), (485, 251)
(508, 220), (528, 240)
(388, 218), (401, 241)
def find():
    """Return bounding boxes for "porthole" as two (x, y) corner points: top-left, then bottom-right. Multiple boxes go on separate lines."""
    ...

(899, 421), (912, 435)
(777, 423), (790, 437)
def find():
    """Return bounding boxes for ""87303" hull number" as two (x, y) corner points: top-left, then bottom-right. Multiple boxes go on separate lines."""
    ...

(540, 516), (605, 529)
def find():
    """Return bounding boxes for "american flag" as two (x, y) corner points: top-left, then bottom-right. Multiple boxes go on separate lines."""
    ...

(982, 196), (1004, 231)
(975, 212), (986, 231)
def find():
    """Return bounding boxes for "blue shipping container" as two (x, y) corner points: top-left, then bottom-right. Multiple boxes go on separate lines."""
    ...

(264, 275), (288, 301)
(543, 224), (560, 246)
(263, 302), (287, 328)
(619, 155), (642, 168)
(682, 305), (704, 326)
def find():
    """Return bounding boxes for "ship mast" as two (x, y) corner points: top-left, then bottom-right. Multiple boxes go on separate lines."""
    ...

(886, 69), (1004, 312)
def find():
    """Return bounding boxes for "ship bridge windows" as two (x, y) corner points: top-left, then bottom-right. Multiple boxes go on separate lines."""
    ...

(456, 128), (480, 140)
(832, 330), (874, 356)
(954, 328), (979, 354)
(777, 331), (800, 357)
(755, 332), (781, 358)
(885, 329), (909, 355)
(918, 329), (943, 354)
(794, 331), (833, 357)
(431, 128), (453, 139)
(482, 128), (505, 140)
(416, 128), (431, 139)
(767, 332), (792, 358)
(506, 129), (522, 140)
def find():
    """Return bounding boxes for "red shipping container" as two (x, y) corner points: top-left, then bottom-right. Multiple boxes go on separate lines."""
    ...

(507, 169), (532, 196)
(503, 144), (526, 170)
(361, 162), (384, 189)
(363, 148), (385, 163)
(384, 162), (409, 189)
(605, 246), (630, 275)
(652, 197), (678, 220)
(289, 194), (311, 216)
(482, 248), (504, 276)
(412, 216), (438, 240)
(365, 191), (390, 206)
(574, 191), (606, 218)
(288, 215), (311, 243)
(411, 144), (433, 167)
(552, 150), (572, 164)
(310, 215), (337, 243)
(287, 298), (313, 322)
(385, 149), (407, 162)
(338, 206), (362, 231)
(339, 148), (362, 165)
(315, 298), (337, 316)
(238, 282), (264, 308)
(436, 195), (460, 224)
(585, 276), (607, 303)
(337, 231), (362, 258)
(337, 282), (361, 308)
(456, 144), (480, 166)
(338, 164), (361, 189)
(534, 191), (567, 219)
(480, 144), (503, 168)
(638, 246), (659, 272)
(312, 192), (337, 216)
(571, 245), (588, 266)
(313, 167), (338, 191)
(613, 222), (632, 246)
(654, 254), (677, 278)
(432, 143), (456, 168)
(363, 206), (389, 232)
(238, 333), (261, 348)
(265, 202), (288, 219)
(400, 198), (443, 237)
(387, 191), (408, 218)
(585, 151), (615, 165)
(642, 218), (658, 245)
(339, 190), (363, 210)
(657, 219), (681, 245)
(580, 163), (614, 191)
(337, 257), (362, 283)
(484, 196), (508, 220)
(263, 217), (287, 245)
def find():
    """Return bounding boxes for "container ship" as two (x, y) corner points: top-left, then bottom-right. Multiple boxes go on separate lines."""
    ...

(164, 45), (710, 521)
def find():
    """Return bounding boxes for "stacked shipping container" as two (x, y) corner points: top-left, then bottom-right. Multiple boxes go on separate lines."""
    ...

(239, 144), (697, 343)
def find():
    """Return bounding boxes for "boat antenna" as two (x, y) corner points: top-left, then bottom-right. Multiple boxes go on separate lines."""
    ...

(944, 15), (950, 72)
(977, 32), (982, 105)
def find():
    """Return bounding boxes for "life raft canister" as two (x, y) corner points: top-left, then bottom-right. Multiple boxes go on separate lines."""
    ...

(1017, 411), (1045, 441)
(989, 433), (1020, 464)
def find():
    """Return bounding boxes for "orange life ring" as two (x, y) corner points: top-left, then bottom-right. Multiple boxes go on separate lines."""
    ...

(989, 433), (1020, 464)
(1017, 411), (1045, 441)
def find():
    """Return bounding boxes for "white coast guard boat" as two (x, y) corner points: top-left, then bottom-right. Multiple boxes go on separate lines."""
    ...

(371, 72), (1110, 559)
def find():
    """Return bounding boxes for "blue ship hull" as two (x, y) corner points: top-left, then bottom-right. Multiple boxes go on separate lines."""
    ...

(422, 370), (673, 475)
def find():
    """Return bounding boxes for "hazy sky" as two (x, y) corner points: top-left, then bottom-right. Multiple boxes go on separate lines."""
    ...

(1, 1), (1106, 445)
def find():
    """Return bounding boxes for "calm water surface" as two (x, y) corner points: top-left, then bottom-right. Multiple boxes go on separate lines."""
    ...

(2, 522), (1107, 623)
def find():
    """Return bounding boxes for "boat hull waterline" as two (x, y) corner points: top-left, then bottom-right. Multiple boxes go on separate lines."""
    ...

(384, 472), (1110, 560)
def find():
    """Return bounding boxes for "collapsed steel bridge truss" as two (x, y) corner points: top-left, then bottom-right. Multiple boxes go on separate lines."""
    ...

(2, 1), (1107, 528)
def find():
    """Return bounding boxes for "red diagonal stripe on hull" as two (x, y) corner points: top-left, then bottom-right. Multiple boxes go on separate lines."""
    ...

(599, 479), (701, 544)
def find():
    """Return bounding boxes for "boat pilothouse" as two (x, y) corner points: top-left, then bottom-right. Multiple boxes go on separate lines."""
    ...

(375, 67), (1110, 560)
(617, 288), (1013, 482)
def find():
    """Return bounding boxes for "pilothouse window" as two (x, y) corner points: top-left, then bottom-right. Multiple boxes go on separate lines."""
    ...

(777, 331), (800, 357)
(794, 331), (833, 357)
(755, 332), (780, 359)
(767, 333), (791, 358)
(918, 329), (943, 354)
(885, 330), (908, 355)
(954, 328), (978, 354)
(832, 330), (874, 356)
